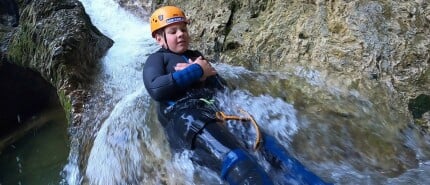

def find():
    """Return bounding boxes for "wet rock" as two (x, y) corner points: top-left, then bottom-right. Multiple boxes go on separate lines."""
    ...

(4, 0), (113, 127)
(409, 94), (430, 132)
(155, 0), (429, 101)
(0, 0), (113, 152)
(115, 0), (151, 19)
(409, 94), (430, 119)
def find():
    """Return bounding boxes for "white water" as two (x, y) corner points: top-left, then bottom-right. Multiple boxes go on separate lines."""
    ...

(63, 0), (300, 184)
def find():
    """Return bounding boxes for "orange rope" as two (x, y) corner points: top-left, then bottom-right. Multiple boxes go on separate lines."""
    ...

(216, 109), (262, 150)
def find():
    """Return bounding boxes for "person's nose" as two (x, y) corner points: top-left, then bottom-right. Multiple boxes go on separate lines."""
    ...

(177, 30), (185, 38)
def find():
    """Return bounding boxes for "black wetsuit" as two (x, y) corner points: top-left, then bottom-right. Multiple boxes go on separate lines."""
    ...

(143, 48), (223, 115)
(143, 48), (272, 184)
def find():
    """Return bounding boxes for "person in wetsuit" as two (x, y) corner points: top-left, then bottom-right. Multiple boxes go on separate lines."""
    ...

(142, 6), (272, 185)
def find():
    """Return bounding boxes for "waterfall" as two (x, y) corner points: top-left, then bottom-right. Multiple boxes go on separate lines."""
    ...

(63, 0), (166, 184)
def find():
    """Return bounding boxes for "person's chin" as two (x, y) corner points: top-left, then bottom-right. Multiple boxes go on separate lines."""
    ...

(175, 46), (188, 53)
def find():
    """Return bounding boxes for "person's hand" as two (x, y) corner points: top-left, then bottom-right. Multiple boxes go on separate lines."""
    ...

(193, 56), (217, 81)
(174, 63), (191, 71)
(174, 56), (217, 81)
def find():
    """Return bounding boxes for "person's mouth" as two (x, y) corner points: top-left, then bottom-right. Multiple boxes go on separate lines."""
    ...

(177, 41), (187, 46)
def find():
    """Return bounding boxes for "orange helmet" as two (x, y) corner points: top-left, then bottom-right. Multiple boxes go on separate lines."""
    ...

(150, 6), (187, 38)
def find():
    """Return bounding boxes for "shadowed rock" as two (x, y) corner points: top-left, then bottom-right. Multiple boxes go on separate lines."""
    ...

(0, 0), (113, 151)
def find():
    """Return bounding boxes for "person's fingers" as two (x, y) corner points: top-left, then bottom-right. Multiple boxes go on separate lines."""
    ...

(191, 57), (217, 80)
(176, 63), (188, 67)
(174, 63), (190, 71)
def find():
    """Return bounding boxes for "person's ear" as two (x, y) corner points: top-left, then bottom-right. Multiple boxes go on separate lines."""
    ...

(155, 34), (164, 46)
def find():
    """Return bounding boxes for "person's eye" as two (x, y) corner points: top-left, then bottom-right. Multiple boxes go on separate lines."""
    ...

(167, 30), (176, 34)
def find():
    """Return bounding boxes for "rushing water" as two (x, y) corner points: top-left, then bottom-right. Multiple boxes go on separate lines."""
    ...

(57, 0), (430, 185)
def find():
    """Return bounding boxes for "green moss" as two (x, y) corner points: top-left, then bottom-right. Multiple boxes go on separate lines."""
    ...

(57, 89), (72, 124)
(349, 79), (360, 90)
(415, 118), (429, 129)
(7, 22), (37, 67)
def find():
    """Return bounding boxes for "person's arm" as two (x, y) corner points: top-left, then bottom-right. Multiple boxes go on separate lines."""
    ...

(143, 54), (187, 101)
(174, 56), (216, 84)
(192, 51), (226, 89)
(172, 63), (203, 87)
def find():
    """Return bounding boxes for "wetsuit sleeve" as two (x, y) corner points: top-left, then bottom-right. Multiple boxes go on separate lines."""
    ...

(143, 53), (185, 101)
(172, 64), (203, 87)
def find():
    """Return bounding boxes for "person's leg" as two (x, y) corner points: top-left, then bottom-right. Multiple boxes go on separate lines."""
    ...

(194, 122), (273, 185)
(261, 134), (332, 185)
(171, 107), (273, 185)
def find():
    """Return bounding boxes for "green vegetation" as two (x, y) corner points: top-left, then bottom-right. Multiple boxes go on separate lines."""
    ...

(57, 89), (72, 125)
(7, 22), (36, 67)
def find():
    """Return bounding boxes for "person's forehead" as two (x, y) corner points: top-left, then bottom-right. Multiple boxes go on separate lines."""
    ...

(165, 22), (187, 30)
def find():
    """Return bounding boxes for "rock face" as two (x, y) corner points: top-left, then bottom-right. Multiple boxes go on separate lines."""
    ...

(0, 0), (113, 152)
(150, 0), (429, 128)
(1, 0), (113, 129)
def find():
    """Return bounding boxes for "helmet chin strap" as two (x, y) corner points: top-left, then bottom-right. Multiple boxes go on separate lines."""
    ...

(163, 31), (170, 51)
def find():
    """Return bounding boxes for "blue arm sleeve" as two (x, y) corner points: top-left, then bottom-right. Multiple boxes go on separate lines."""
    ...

(172, 63), (203, 87)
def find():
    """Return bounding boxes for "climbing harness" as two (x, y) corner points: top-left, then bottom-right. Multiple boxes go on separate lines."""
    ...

(199, 98), (215, 105)
(215, 109), (262, 150)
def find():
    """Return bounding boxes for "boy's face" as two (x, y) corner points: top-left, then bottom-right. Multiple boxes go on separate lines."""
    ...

(155, 22), (190, 54)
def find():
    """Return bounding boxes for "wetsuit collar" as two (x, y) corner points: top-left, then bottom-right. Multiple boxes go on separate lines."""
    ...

(157, 47), (190, 56)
